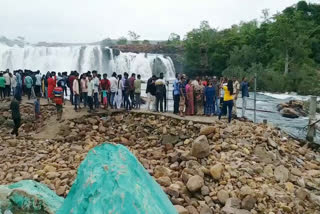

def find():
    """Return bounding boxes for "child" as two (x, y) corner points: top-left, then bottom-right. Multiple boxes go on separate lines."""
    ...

(53, 82), (64, 121)
(34, 96), (41, 131)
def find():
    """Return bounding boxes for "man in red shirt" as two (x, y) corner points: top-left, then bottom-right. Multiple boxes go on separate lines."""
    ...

(53, 81), (64, 121)
(100, 74), (110, 108)
(68, 71), (76, 105)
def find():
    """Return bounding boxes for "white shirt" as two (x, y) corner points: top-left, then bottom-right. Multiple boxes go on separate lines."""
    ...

(4, 73), (10, 85)
(109, 76), (118, 93)
(155, 79), (166, 85)
(93, 77), (99, 93)
(35, 74), (42, 86)
(11, 75), (17, 88)
(87, 80), (94, 97)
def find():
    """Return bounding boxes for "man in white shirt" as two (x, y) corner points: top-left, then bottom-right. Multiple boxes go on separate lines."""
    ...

(109, 72), (118, 109)
(232, 76), (240, 118)
(73, 73), (80, 112)
(92, 70), (100, 109)
(35, 71), (42, 97)
(3, 71), (11, 97)
(87, 74), (94, 113)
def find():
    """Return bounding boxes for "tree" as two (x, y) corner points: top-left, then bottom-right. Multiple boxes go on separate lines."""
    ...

(142, 40), (150, 45)
(128, 31), (140, 44)
(100, 38), (114, 47)
(168, 33), (181, 45)
(117, 37), (128, 45)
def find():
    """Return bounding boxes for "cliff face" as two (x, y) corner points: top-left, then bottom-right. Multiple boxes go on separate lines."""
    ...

(111, 44), (184, 74)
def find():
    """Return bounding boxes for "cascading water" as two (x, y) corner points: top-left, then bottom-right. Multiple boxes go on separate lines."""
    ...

(0, 44), (176, 79)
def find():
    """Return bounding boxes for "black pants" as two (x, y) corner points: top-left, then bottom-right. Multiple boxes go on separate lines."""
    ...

(173, 94), (180, 114)
(156, 93), (164, 112)
(12, 118), (21, 136)
(35, 85), (41, 97)
(124, 93), (131, 110)
(63, 86), (68, 96)
(81, 92), (88, 107)
(26, 88), (31, 100)
(0, 87), (4, 99)
(5, 85), (11, 97)
(94, 93), (99, 109)
(219, 100), (233, 123)
(87, 96), (94, 111)
(74, 94), (80, 110)
(129, 91), (135, 108)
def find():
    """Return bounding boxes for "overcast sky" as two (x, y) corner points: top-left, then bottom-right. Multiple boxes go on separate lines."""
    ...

(1, 0), (317, 43)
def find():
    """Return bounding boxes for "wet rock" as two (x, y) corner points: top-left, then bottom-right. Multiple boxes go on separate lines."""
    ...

(191, 135), (210, 158)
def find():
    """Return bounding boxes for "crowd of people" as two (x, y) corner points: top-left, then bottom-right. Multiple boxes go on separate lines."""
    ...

(1, 68), (250, 136)
(171, 74), (250, 123)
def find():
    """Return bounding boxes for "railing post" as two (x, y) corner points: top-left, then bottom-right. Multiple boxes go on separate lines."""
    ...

(254, 73), (257, 123)
(307, 96), (317, 142)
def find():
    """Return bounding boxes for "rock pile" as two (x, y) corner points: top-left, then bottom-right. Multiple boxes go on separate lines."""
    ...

(277, 100), (307, 118)
(1, 110), (320, 213)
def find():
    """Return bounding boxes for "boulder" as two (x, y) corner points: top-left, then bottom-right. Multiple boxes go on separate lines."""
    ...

(57, 144), (177, 214)
(186, 175), (204, 192)
(0, 180), (63, 214)
(280, 108), (299, 119)
(191, 135), (210, 158)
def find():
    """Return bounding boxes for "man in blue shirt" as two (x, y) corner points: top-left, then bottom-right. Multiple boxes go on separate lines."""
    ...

(172, 73), (180, 114)
(241, 77), (249, 118)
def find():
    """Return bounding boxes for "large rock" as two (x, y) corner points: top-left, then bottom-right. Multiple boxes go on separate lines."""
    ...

(280, 108), (299, 118)
(191, 135), (210, 158)
(0, 180), (63, 214)
(186, 175), (204, 192)
(274, 165), (289, 183)
(57, 144), (177, 214)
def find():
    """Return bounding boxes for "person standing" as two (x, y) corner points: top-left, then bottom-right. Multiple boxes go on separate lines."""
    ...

(179, 76), (186, 117)
(73, 73), (80, 112)
(109, 72), (118, 109)
(4, 71), (11, 97)
(146, 75), (156, 111)
(15, 71), (22, 100)
(0, 73), (6, 99)
(92, 70), (100, 109)
(80, 74), (88, 108)
(232, 77), (240, 118)
(47, 74), (55, 102)
(68, 71), (76, 105)
(10, 95), (21, 136)
(185, 79), (194, 115)
(11, 73), (16, 97)
(204, 80), (216, 116)
(86, 75), (94, 113)
(241, 77), (249, 118)
(134, 74), (142, 109)
(24, 73), (33, 100)
(114, 74), (123, 109)
(34, 96), (41, 131)
(173, 74), (180, 114)
(155, 73), (166, 113)
(213, 77), (220, 115)
(219, 80), (234, 123)
(53, 81), (64, 120)
(100, 74), (110, 109)
(193, 78), (205, 116)
(129, 73), (136, 108)
(123, 72), (131, 110)
(62, 72), (68, 96)
(35, 71), (42, 97)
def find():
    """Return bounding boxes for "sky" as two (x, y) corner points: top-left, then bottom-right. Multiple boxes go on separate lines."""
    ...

(1, 0), (318, 43)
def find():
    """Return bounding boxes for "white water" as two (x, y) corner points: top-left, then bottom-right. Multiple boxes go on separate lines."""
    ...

(0, 44), (175, 79)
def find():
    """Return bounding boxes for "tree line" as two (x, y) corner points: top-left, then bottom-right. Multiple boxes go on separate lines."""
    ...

(181, 1), (320, 95)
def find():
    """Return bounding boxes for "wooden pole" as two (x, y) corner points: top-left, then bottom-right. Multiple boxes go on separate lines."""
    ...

(307, 96), (317, 142)
(254, 73), (257, 123)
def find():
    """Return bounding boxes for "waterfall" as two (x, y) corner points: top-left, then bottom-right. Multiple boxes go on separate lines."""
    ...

(0, 43), (176, 79)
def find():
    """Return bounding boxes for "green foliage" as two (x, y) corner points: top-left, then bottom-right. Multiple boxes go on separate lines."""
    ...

(167, 33), (181, 45)
(142, 40), (150, 45)
(182, 1), (320, 95)
(117, 37), (128, 45)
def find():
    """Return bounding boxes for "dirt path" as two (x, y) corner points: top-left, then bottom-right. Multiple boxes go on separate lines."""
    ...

(32, 99), (89, 139)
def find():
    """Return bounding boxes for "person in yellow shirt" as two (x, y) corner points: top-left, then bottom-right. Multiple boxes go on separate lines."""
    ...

(219, 79), (234, 123)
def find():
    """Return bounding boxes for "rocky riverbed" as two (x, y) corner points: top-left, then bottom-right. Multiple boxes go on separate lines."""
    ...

(0, 100), (320, 214)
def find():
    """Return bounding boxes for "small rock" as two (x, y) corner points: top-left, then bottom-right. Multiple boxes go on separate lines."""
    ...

(191, 135), (210, 158)
(156, 176), (171, 187)
(201, 186), (210, 196)
(295, 188), (309, 200)
(200, 204), (212, 214)
(274, 165), (289, 183)
(175, 205), (189, 214)
(200, 126), (215, 136)
(241, 195), (256, 210)
(217, 190), (229, 204)
(187, 175), (204, 192)
(210, 163), (224, 180)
